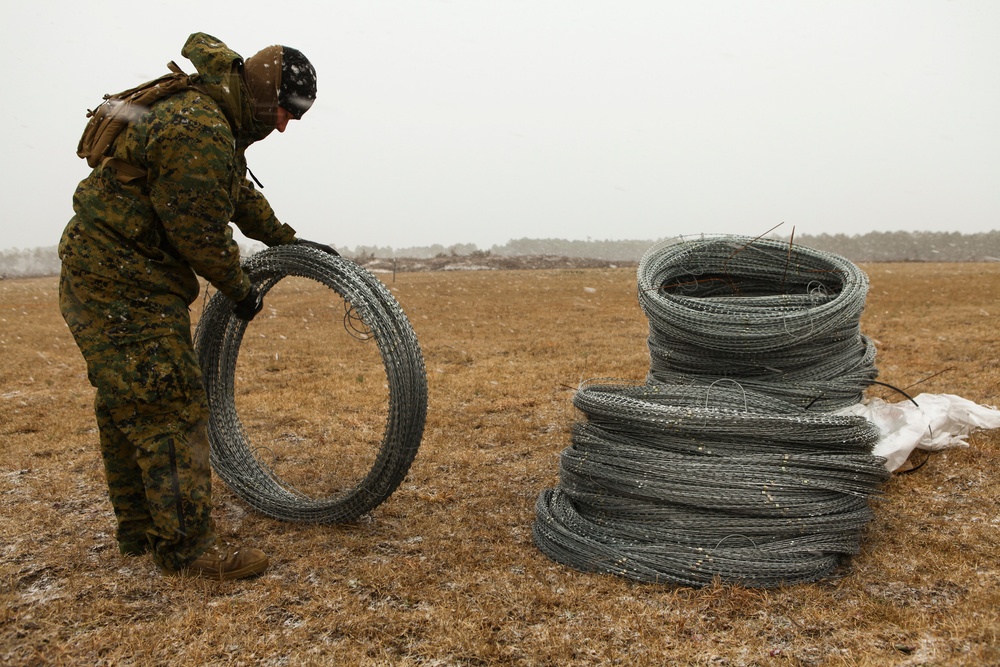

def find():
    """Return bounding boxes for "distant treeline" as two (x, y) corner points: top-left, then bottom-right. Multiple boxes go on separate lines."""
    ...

(4, 230), (998, 279)
(344, 230), (1000, 263)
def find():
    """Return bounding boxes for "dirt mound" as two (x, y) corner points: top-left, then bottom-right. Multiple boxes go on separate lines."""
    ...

(357, 254), (636, 273)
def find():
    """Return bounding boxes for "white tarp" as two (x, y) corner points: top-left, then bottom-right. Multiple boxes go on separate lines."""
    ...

(837, 393), (1000, 471)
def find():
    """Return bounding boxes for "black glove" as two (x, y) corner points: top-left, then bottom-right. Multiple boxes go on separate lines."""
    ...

(295, 238), (339, 256)
(233, 285), (264, 321)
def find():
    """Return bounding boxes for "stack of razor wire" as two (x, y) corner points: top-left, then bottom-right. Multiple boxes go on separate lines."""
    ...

(533, 236), (886, 587)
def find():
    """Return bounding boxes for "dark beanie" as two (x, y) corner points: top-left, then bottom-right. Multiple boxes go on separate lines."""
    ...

(279, 46), (317, 119)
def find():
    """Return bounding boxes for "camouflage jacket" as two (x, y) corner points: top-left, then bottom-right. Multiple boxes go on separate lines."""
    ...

(59, 33), (297, 305)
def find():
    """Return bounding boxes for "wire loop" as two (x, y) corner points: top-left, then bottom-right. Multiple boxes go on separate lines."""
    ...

(195, 244), (427, 523)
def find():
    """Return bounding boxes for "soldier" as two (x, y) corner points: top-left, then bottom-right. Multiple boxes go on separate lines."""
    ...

(59, 33), (336, 580)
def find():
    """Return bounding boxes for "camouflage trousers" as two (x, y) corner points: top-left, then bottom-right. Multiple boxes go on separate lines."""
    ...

(59, 265), (217, 570)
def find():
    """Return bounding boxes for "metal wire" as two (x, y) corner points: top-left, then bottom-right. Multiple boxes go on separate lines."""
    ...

(637, 235), (878, 410)
(533, 381), (889, 588)
(571, 381), (881, 455)
(534, 488), (858, 588)
(194, 244), (427, 523)
(533, 237), (887, 587)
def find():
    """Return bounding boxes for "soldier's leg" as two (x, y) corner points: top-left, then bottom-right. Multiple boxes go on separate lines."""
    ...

(61, 268), (153, 555)
(94, 395), (154, 555)
(60, 267), (217, 569)
(104, 333), (218, 572)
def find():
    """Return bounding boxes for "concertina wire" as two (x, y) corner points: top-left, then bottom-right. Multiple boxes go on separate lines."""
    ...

(195, 244), (427, 523)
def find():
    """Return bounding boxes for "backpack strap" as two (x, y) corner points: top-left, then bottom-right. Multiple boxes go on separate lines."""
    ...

(77, 62), (199, 182)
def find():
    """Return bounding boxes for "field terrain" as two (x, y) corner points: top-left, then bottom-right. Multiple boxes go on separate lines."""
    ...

(1, 261), (998, 666)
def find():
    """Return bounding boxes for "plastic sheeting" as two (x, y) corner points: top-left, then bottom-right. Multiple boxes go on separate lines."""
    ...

(836, 394), (1000, 471)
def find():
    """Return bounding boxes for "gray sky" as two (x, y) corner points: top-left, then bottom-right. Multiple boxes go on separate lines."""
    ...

(3, 0), (998, 252)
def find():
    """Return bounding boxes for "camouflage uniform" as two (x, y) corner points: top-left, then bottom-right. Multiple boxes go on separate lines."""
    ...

(59, 33), (296, 570)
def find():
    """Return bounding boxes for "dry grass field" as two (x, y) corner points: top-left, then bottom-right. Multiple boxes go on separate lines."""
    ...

(1, 261), (998, 666)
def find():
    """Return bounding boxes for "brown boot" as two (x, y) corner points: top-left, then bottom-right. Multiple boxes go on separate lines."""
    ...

(167, 543), (269, 581)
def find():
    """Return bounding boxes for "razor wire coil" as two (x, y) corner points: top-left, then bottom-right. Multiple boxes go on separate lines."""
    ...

(194, 244), (427, 523)
(637, 235), (877, 410)
(534, 488), (857, 588)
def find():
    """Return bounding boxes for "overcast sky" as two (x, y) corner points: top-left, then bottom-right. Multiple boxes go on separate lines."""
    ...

(3, 0), (998, 252)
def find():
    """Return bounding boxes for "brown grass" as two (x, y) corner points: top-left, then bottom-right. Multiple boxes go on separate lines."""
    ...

(1, 262), (999, 666)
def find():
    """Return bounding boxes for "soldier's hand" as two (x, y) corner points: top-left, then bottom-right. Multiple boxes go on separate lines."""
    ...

(233, 286), (264, 321)
(295, 238), (339, 256)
